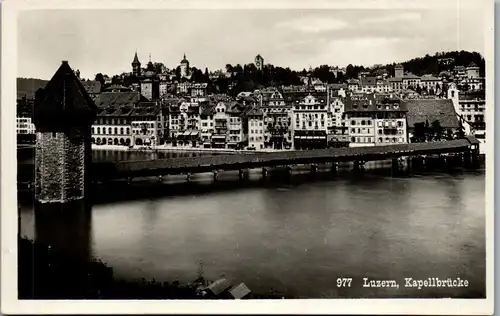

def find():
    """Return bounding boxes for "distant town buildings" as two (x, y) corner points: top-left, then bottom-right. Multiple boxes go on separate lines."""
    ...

(16, 51), (486, 150)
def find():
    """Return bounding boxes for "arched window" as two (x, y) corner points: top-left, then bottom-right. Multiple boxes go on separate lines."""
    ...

(120, 127), (124, 134)
(108, 127), (112, 134)
(126, 128), (130, 134)
(97, 127), (100, 134)
(114, 127), (118, 134)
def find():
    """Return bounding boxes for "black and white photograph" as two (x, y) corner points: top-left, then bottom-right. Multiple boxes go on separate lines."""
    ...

(1, 0), (494, 314)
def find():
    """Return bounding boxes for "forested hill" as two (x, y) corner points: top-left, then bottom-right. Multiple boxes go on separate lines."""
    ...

(376, 51), (485, 77)
(17, 78), (48, 99)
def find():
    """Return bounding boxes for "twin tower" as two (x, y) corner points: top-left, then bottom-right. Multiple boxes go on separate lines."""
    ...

(33, 61), (97, 204)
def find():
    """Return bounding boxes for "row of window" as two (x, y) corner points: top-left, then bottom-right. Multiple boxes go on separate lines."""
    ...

(293, 105), (326, 110)
(297, 113), (325, 120)
(249, 136), (263, 142)
(250, 129), (263, 134)
(351, 137), (405, 143)
(93, 127), (130, 135)
(249, 121), (263, 127)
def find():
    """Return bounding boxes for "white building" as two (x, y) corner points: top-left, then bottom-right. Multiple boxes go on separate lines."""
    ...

(16, 117), (36, 135)
(247, 107), (264, 149)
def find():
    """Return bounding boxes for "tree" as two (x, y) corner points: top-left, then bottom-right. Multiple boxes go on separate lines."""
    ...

(430, 120), (444, 141)
(95, 73), (105, 86)
(415, 85), (422, 95)
(413, 122), (426, 142)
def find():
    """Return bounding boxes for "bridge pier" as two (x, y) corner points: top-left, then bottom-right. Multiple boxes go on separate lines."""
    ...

(331, 162), (339, 173)
(159, 175), (163, 183)
(238, 169), (244, 180)
(353, 160), (365, 171)
(310, 164), (318, 174)
(262, 167), (268, 177)
(186, 173), (192, 182)
(286, 166), (293, 176)
(213, 170), (219, 181)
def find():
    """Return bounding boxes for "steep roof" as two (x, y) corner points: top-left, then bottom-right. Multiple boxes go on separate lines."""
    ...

(360, 76), (377, 87)
(406, 99), (459, 129)
(81, 80), (102, 94)
(420, 75), (441, 81)
(33, 61), (97, 130)
(344, 93), (407, 112)
(200, 103), (216, 117)
(132, 52), (140, 65)
(94, 92), (146, 108)
(467, 62), (478, 68)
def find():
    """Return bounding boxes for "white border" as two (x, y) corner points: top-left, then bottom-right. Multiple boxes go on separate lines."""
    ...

(1, 0), (494, 314)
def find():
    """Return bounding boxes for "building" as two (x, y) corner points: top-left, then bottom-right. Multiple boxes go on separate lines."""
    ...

(406, 98), (460, 140)
(344, 93), (408, 147)
(246, 107), (264, 149)
(291, 92), (328, 150)
(191, 83), (208, 97)
(261, 89), (293, 150)
(212, 101), (229, 148)
(180, 53), (190, 78)
(81, 80), (102, 100)
(92, 91), (160, 147)
(226, 102), (246, 149)
(419, 75), (442, 93)
(200, 103), (215, 147)
(448, 86), (485, 132)
(32, 61), (97, 203)
(177, 82), (192, 95)
(394, 64), (404, 77)
(466, 62), (480, 79)
(140, 78), (160, 101)
(130, 105), (164, 146)
(132, 52), (141, 77)
(326, 95), (348, 145)
(92, 106), (134, 146)
(255, 54), (264, 71)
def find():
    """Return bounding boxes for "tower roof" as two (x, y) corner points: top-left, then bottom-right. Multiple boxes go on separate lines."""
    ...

(33, 61), (97, 131)
(395, 63), (403, 68)
(132, 51), (141, 65)
(181, 53), (189, 63)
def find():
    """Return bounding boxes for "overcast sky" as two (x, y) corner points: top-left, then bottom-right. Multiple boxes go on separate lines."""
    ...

(18, 8), (485, 80)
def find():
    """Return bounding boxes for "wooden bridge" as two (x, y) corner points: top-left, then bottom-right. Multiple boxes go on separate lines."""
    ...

(89, 138), (480, 181)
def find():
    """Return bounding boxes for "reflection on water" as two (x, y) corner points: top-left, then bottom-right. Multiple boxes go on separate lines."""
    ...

(19, 164), (486, 298)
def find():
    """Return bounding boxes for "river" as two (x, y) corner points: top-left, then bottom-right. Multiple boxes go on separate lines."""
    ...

(18, 149), (486, 298)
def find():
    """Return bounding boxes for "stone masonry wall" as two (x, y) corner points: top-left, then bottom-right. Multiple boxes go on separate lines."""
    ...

(35, 132), (86, 203)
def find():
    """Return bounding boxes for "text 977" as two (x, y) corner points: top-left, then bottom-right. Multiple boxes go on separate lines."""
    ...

(337, 278), (353, 287)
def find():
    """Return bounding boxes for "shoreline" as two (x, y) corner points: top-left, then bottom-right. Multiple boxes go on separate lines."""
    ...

(91, 144), (285, 154)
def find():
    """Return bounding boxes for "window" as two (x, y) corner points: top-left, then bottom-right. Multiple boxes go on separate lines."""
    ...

(351, 128), (355, 133)
(397, 121), (403, 127)
(97, 127), (101, 134)
(114, 127), (118, 134)
(120, 128), (124, 134)
(367, 120), (372, 125)
(92, 127), (95, 134)
(361, 120), (365, 125)
(351, 137), (356, 142)
(351, 120), (355, 126)
(378, 137), (382, 143)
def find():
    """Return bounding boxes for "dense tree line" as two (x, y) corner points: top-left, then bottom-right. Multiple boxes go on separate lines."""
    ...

(378, 51), (485, 77)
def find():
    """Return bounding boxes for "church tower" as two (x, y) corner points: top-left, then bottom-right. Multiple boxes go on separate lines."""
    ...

(33, 61), (97, 204)
(132, 51), (142, 77)
(180, 53), (190, 78)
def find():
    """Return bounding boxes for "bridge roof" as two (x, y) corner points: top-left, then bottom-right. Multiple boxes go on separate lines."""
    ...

(98, 140), (472, 179)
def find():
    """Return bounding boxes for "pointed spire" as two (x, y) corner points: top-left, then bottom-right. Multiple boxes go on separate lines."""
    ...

(132, 51), (140, 65)
(149, 53), (152, 63)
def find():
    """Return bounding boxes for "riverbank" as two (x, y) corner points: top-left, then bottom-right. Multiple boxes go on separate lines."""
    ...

(18, 237), (284, 299)
(91, 144), (285, 154)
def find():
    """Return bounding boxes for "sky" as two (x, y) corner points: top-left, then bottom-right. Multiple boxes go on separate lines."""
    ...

(17, 8), (486, 80)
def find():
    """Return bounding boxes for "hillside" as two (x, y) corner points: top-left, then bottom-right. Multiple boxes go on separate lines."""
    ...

(375, 50), (485, 77)
(17, 78), (48, 99)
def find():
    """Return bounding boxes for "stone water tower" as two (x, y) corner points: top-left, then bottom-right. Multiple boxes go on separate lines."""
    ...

(33, 61), (97, 204)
